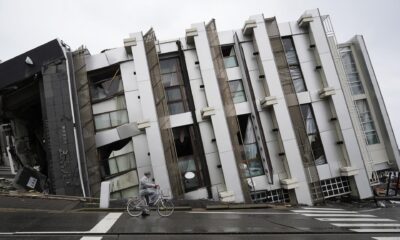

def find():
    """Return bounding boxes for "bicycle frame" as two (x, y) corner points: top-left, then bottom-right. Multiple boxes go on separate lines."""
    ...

(127, 187), (174, 217)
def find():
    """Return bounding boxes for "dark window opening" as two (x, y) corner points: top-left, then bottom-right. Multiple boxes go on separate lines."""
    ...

(237, 115), (264, 178)
(0, 77), (49, 192)
(173, 126), (205, 192)
(221, 45), (238, 68)
(89, 66), (124, 102)
(98, 138), (136, 179)
(300, 104), (327, 165)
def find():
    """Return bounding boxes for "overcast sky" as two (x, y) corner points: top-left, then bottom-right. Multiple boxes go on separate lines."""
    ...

(0, 0), (399, 146)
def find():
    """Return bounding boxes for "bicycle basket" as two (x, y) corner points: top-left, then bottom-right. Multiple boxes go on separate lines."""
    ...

(161, 189), (171, 198)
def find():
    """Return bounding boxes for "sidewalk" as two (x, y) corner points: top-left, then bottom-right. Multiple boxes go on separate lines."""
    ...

(0, 193), (83, 211)
(0, 192), (287, 212)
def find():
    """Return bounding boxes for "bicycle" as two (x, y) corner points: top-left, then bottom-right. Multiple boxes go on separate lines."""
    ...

(127, 187), (174, 217)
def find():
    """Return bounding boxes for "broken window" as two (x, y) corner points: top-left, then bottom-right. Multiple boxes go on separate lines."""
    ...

(106, 141), (136, 175)
(282, 37), (307, 93)
(89, 67), (124, 102)
(98, 139), (139, 199)
(93, 95), (128, 131)
(237, 115), (264, 178)
(339, 47), (365, 95)
(173, 126), (205, 192)
(300, 104), (327, 165)
(221, 45), (238, 68)
(355, 99), (379, 145)
(228, 79), (247, 104)
(159, 58), (188, 115)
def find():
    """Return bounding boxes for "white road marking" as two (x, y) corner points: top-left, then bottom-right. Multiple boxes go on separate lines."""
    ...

(333, 223), (400, 227)
(293, 210), (358, 213)
(189, 211), (295, 215)
(372, 237), (400, 240)
(86, 212), (122, 233)
(351, 228), (400, 233)
(16, 231), (85, 234)
(302, 214), (375, 217)
(302, 207), (344, 211)
(79, 212), (122, 240)
(14, 212), (123, 238)
(80, 237), (103, 240)
(317, 218), (395, 222)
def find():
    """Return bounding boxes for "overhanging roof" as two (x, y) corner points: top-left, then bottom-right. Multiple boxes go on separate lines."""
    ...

(0, 39), (65, 89)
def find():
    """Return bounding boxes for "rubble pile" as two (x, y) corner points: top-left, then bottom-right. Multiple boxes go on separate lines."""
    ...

(0, 178), (16, 193)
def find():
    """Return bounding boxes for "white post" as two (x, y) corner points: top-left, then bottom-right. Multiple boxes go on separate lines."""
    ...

(6, 147), (16, 174)
(100, 181), (111, 208)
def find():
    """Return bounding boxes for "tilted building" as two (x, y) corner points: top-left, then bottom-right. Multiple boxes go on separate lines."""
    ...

(0, 9), (398, 205)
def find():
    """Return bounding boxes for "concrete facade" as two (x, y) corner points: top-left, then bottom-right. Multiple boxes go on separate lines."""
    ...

(0, 9), (398, 205)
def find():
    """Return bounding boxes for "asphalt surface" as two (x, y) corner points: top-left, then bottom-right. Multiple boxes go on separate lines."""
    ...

(0, 205), (400, 239)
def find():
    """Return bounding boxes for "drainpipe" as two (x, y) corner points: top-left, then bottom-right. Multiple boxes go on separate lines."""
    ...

(59, 40), (87, 198)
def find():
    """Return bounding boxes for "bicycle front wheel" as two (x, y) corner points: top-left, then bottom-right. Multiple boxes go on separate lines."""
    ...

(127, 198), (143, 217)
(157, 199), (174, 217)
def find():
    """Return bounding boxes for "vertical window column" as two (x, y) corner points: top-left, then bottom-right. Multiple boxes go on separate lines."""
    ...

(355, 99), (380, 145)
(237, 115), (264, 178)
(160, 58), (188, 115)
(300, 104), (327, 165)
(282, 37), (307, 93)
(339, 47), (365, 95)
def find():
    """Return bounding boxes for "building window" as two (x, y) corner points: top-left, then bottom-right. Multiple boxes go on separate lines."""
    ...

(237, 115), (264, 178)
(251, 188), (290, 203)
(94, 109), (128, 131)
(221, 45), (238, 68)
(320, 176), (351, 199)
(300, 104), (327, 165)
(340, 47), (365, 95)
(89, 67), (124, 102)
(173, 126), (205, 192)
(355, 99), (380, 145)
(160, 58), (188, 115)
(228, 79), (247, 103)
(108, 152), (136, 175)
(282, 37), (307, 93)
(106, 141), (136, 175)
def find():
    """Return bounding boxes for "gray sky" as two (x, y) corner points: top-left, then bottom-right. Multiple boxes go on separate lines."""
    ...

(0, 0), (399, 146)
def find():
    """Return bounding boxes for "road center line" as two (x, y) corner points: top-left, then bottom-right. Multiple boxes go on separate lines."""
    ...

(302, 207), (344, 211)
(373, 237), (400, 240)
(293, 210), (358, 213)
(189, 211), (295, 215)
(302, 214), (375, 217)
(333, 223), (400, 227)
(316, 218), (395, 222)
(351, 228), (400, 233)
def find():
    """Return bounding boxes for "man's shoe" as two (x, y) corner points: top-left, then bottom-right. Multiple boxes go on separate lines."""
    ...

(142, 210), (150, 216)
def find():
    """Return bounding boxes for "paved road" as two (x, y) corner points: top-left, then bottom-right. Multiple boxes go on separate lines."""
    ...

(1, 206), (400, 239)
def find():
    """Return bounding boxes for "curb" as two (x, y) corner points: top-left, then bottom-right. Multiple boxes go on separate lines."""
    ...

(75, 206), (192, 212)
(206, 203), (277, 210)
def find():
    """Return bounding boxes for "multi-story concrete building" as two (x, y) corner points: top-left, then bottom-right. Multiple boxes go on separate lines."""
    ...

(0, 9), (398, 205)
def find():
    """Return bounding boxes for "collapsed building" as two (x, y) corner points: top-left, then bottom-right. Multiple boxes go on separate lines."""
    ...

(0, 9), (398, 205)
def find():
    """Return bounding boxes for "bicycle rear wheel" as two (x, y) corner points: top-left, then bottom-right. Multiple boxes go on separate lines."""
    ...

(127, 198), (143, 217)
(157, 199), (174, 217)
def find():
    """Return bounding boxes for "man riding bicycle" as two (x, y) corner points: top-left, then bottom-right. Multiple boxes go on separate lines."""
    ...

(139, 171), (159, 208)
